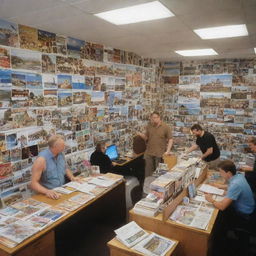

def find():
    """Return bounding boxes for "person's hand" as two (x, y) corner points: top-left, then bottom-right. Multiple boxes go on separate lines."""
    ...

(205, 193), (214, 203)
(163, 151), (172, 156)
(45, 190), (60, 200)
(71, 176), (83, 183)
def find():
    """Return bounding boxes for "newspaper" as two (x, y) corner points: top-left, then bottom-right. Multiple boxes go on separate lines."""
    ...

(198, 184), (224, 195)
(68, 192), (95, 205)
(170, 202), (214, 230)
(55, 200), (81, 212)
(133, 233), (175, 256)
(53, 186), (74, 194)
(114, 221), (149, 248)
(88, 176), (116, 187)
(65, 181), (96, 195)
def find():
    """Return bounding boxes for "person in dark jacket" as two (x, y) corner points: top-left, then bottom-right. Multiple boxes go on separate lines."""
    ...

(90, 142), (112, 173)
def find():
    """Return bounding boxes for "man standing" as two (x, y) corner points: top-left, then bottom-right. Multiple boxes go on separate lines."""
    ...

(139, 112), (173, 177)
(30, 135), (80, 199)
(186, 124), (220, 169)
(240, 137), (256, 193)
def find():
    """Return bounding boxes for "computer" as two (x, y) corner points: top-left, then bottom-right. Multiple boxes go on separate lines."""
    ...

(105, 144), (127, 164)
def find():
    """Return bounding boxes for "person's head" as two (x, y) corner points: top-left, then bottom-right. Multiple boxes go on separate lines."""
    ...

(48, 135), (65, 156)
(95, 142), (106, 153)
(190, 124), (203, 137)
(217, 160), (236, 180)
(150, 111), (161, 126)
(248, 137), (256, 153)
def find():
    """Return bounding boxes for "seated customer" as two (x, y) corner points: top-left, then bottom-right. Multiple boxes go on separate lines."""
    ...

(90, 142), (112, 174)
(205, 160), (255, 255)
(30, 135), (80, 200)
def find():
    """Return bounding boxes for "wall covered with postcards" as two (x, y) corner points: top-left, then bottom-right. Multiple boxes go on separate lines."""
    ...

(160, 59), (256, 164)
(0, 18), (159, 208)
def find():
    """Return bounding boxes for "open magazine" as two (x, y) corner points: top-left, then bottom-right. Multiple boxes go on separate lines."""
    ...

(114, 222), (176, 256)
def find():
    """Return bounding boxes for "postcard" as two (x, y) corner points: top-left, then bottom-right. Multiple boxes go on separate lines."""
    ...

(0, 162), (12, 178)
(0, 69), (12, 88)
(55, 34), (67, 55)
(72, 75), (85, 89)
(0, 88), (11, 108)
(44, 89), (57, 107)
(0, 19), (19, 47)
(0, 46), (10, 68)
(42, 74), (57, 89)
(42, 54), (56, 74)
(58, 91), (72, 107)
(56, 56), (73, 74)
(57, 74), (72, 89)
(11, 71), (26, 89)
(26, 73), (42, 89)
(11, 48), (41, 72)
(67, 37), (84, 58)
(36, 207), (67, 222)
(28, 89), (44, 107)
(19, 24), (39, 51)
(38, 29), (56, 53)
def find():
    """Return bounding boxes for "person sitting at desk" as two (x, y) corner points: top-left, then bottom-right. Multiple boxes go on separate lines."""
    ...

(186, 124), (220, 170)
(239, 137), (256, 193)
(90, 142), (113, 174)
(30, 135), (80, 200)
(205, 160), (255, 256)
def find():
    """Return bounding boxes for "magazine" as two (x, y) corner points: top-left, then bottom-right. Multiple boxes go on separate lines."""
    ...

(55, 200), (81, 212)
(133, 233), (175, 256)
(88, 176), (117, 187)
(35, 207), (67, 222)
(114, 221), (149, 248)
(26, 215), (52, 230)
(53, 186), (74, 194)
(198, 184), (224, 196)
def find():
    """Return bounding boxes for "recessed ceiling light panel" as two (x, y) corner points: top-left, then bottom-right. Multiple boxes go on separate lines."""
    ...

(175, 49), (218, 56)
(194, 24), (248, 39)
(94, 1), (174, 25)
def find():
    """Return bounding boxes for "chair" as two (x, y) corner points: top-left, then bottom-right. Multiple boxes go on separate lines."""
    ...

(124, 176), (140, 209)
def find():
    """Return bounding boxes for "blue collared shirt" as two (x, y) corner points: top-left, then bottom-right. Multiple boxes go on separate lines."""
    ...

(39, 148), (66, 189)
(226, 173), (255, 214)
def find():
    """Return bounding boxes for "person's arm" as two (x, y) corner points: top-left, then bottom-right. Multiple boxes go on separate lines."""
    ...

(30, 157), (60, 200)
(240, 165), (253, 172)
(201, 147), (213, 160)
(66, 169), (82, 182)
(164, 138), (173, 155)
(205, 193), (233, 211)
(137, 132), (148, 141)
(186, 144), (199, 154)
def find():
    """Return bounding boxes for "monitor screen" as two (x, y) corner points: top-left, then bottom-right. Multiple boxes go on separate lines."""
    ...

(105, 144), (118, 160)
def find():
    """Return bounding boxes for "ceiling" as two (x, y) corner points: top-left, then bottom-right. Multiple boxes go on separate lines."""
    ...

(0, 0), (256, 61)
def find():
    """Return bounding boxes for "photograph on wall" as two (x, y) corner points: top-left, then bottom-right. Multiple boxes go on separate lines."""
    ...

(57, 74), (72, 89)
(67, 37), (84, 58)
(26, 73), (42, 89)
(56, 56), (73, 74)
(42, 74), (57, 89)
(72, 75), (85, 90)
(11, 108), (37, 128)
(0, 47), (11, 69)
(44, 89), (57, 107)
(42, 54), (56, 74)
(201, 74), (232, 92)
(0, 69), (12, 88)
(0, 88), (11, 108)
(28, 89), (44, 107)
(55, 35), (67, 55)
(91, 91), (105, 105)
(11, 71), (26, 89)
(19, 24), (39, 51)
(58, 91), (72, 107)
(38, 29), (56, 53)
(0, 19), (19, 47)
(11, 49), (41, 72)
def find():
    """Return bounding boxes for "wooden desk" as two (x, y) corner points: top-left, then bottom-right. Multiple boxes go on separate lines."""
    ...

(0, 180), (126, 256)
(129, 167), (219, 256)
(112, 153), (144, 167)
(108, 233), (179, 256)
(129, 209), (218, 256)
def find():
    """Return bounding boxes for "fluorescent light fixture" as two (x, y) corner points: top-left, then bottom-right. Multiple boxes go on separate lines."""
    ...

(254, 48), (256, 54)
(94, 1), (174, 25)
(194, 24), (248, 39)
(175, 49), (218, 56)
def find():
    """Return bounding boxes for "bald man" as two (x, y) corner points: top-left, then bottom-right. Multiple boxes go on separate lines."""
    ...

(30, 135), (79, 199)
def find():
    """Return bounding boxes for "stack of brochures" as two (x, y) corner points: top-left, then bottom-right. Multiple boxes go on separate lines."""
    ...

(114, 221), (176, 256)
(133, 193), (163, 217)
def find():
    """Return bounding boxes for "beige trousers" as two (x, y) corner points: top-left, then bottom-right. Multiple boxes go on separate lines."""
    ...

(144, 154), (162, 177)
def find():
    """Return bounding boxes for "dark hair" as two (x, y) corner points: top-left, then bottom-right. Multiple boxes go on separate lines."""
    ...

(151, 111), (160, 117)
(95, 142), (105, 152)
(191, 124), (203, 131)
(248, 137), (256, 145)
(218, 160), (236, 175)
